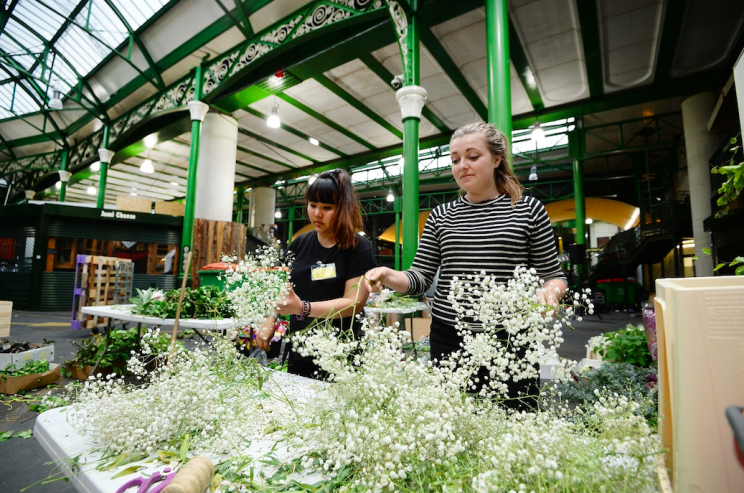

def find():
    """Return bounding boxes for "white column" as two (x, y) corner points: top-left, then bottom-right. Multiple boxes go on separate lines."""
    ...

(194, 113), (238, 222)
(734, 49), (744, 126)
(249, 187), (276, 231)
(681, 92), (718, 277)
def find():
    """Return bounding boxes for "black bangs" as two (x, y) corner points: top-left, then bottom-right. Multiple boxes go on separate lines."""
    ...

(306, 175), (339, 204)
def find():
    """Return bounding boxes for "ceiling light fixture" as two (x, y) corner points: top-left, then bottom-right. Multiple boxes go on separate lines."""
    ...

(87, 186), (97, 195)
(90, 161), (100, 172)
(386, 188), (395, 202)
(266, 106), (281, 129)
(308, 174), (317, 185)
(55, 181), (61, 190)
(143, 134), (158, 148)
(308, 137), (319, 146)
(130, 192), (137, 196)
(170, 182), (178, 187)
(274, 210), (282, 219)
(531, 121), (545, 141)
(585, 218), (593, 225)
(528, 165), (538, 181)
(140, 159), (155, 174)
(48, 88), (63, 110)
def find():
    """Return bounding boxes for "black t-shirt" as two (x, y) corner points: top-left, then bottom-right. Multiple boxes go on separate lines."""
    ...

(287, 231), (377, 335)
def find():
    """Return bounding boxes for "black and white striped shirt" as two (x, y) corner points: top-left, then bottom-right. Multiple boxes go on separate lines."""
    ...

(404, 194), (566, 329)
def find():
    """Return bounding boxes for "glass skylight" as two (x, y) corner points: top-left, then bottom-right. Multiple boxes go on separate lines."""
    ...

(0, 0), (170, 120)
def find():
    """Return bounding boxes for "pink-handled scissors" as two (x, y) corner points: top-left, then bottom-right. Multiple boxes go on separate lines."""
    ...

(115, 467), (178, 493)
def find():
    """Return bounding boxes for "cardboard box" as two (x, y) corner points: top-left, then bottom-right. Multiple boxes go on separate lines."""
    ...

(0, 301), (11, 338)
(404, 317), (431, 342)
(0, 344), (55, 371)
(0, 363), (60, 394)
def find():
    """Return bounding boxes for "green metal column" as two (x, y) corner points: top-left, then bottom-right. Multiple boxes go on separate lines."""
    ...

(485, 0), (512, 148)
(389, 0), (425, 269)
(394, 194), (401, 271)
(287, 205), (295, 246)
(569, 128), (586, 245)
(235, 187), (245, 223)
(96, 126), (111, 209)
(58, 149), (69, 202)
(181, 65), (207, 276)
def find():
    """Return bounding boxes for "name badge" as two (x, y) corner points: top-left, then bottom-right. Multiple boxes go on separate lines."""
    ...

(311, 263), (337, 281)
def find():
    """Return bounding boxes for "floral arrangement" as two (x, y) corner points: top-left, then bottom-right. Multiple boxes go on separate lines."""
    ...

(221, 246), (292, 328)
(48, 266), (663, 492)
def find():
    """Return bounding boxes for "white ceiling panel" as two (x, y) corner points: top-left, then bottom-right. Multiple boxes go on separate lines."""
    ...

(600, 0), (663, 92)
(672, 0), (744, 77)
(249, 0), (314, 33)
(236, 112), (339, 160)
(510, 0), (588, 106)
(236, 135), (310, 167)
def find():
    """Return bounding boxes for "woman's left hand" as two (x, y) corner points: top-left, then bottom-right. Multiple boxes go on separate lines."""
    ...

(276, 284), (303, 316)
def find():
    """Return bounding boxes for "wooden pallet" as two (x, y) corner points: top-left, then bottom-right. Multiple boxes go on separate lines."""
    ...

(72, 256), (132, 330)
(192, 219), (247, 286)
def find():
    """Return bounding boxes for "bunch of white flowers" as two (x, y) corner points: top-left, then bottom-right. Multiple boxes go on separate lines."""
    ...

(67, 337), (304, 456)
(444, 266), (594, 399)
(221, 246), (292, 328)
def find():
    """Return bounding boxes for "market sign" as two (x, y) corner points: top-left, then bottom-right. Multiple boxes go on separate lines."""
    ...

(100, 210), (137, 220)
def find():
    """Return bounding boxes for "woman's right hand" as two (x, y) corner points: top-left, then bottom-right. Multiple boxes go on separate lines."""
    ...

(255, 318), (276, 351)
(363, 266), (391, 293)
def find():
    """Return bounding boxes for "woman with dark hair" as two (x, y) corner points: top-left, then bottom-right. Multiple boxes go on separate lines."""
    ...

(363, 122), (567, 410)
(255, 169), (376, 379)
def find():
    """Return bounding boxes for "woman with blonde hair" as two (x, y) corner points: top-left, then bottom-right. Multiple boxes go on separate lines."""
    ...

(364, 122), (566, 410)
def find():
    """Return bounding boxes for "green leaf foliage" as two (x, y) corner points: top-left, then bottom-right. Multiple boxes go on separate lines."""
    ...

(596, 324), (654, 368)
(130, 286), (234, 320)
(0, 359), (50, 377)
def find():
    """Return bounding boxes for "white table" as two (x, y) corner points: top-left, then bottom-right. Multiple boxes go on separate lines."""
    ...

(366, 302), (429, 341)
(34, 371), (323, 493)
(80, 305), (238, 374)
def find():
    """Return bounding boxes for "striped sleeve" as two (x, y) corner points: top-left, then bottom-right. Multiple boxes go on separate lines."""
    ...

(527, 197), (566, 284)
(404, 206), (443, 295)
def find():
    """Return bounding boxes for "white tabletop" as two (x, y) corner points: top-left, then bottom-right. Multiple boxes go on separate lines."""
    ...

(365, 301), (428, 314)
(81, 304), (237, 330)
(34, 371), (324, 493)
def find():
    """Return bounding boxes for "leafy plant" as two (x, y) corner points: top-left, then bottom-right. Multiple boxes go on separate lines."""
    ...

(0, 359), (50, 378)
(130, 286), (233, 320)
(556, 362), (658, 428)
(596, 324), (654, 367)
(698, 247), (744, 276)
(67, 329), (173, 375)
(712, 135), (743, 217)
(0, 429), (32, 441)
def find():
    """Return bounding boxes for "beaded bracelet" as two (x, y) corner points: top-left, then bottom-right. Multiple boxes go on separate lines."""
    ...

(296, 300), (310, 321)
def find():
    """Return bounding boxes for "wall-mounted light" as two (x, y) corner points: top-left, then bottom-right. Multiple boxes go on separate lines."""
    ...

(308, 137), (319, 146)
(87, 186), (97, 195)
(90, 161), (100, 172)
(140, 159), (154, 174)
(386, 188), (395, 202)
(531, 121), (545, 141)
(274, 210), (282, 219)
(266, 106), (281, 128)
(528, 165), (538, 181)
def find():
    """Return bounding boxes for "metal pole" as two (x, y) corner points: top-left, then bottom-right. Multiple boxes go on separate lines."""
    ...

(97, 126), (110, 209)
(181, 65), (208, 277)
(394, 194), (401, 271)
(570, 127), (586, 283)
(486, 0), (512, 161)
(235, 187), (244, 223)
(58, 149), (69, 202)
(287, 205), (295, 246)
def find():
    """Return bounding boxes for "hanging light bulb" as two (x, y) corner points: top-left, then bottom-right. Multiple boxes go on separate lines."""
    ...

(308, 174), (317, 185)
(143, 134), (158, 148)
(274, 210), (282, 219)
(528, 165), (538, 181)
(55, 181), (61, 190)
(140, 159), (154, 174)
(90, 161), (100, 172)
(531, 121), (545, 141)
(48, 88), (63, 110)
(266, 106), (281, 128)
(386, 188), (395, 202)
(87, 186), (97, 195)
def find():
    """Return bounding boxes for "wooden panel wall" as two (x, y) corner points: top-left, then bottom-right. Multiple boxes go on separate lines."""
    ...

(191, 219), (246, 286)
